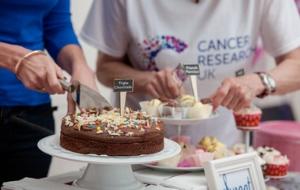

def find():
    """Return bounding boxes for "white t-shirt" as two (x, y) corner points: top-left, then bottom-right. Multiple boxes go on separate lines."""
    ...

(81, 0), (300, 146)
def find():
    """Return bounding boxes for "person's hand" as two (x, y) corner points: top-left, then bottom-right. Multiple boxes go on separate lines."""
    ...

(210, 74), (264, 111)
(67, 65), (98, 114)
(144, 68), (183, 101)
(16, 52), (64, 94)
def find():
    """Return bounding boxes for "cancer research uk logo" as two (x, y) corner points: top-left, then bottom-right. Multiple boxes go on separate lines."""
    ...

(196, 35), (256, 80)
(139, 35), (256, 80)
(138, 35), (188, 71)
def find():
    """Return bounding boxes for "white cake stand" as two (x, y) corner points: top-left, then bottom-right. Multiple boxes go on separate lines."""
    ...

(38, 135), (180, 190)
(158, 111), (219, 126)
(237, 126), (260, 153)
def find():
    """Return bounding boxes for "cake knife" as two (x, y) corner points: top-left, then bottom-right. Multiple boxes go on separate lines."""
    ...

(59, 79), (112, 110)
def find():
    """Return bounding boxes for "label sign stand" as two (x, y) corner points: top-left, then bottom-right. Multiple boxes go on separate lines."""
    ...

(183, 64), (200, 102)
(245, 131), (251, 153)
(173, 64), (200, 137)
(204, 152), (266, 190)
(113, 79), (134, 116)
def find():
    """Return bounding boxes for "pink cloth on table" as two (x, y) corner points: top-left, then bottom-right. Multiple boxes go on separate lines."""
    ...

(253, 121), (300, 172)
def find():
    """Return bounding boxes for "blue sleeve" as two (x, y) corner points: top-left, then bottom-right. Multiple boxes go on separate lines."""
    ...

(43, 0), (80, 60)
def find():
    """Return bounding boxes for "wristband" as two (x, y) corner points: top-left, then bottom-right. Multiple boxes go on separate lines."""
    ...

(15, 50), (47, 75)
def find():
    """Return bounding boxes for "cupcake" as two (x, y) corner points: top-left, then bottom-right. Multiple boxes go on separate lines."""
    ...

(177, 95), (213, 119)
(139, 99), (162, 117)
(186, 102), (212, 119)
(195, 149), (214, 164)
(198, 136), (229, 159)
(231, 143), (254, 155)
(234, 105), (262, 129)
(178, 95), (196, 107)
(256, 146), (289, 177)
(264, 155), (289, 177)
(159, 105), (184, 119)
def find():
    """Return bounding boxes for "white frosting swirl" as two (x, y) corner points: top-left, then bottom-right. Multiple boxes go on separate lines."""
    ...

(235, 106), (262, 115)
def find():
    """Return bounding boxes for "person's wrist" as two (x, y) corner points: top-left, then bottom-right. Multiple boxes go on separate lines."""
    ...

(15, 50), (47, 75)
(9, 46), (30, 73)
(242, 73), (265, 96)
(72, 62), (92, 76)
(255, 72), (277, 98)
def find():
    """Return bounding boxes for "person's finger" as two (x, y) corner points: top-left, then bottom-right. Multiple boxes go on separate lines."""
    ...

(228, 85), (249, 110)
(227, 93), (242, 110)
(221, 87), (236, 107)
(67, 92), (76, 114)
(54, 64), (64, 79)
(40, 77), (55, 94)
(156, 71), (173, 99)
(211, 81), (231, 110)
(19, 72), (47, 93)
(234, 94), (251, 112)
(146, 83), (160, 99)
(151, 76), (169, 100)
(165, 69), (180, 98)
(46, 64), (64, 94)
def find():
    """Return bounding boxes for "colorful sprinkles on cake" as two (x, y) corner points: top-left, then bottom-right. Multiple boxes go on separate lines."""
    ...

(64, 108), (161, 137)
(138, 35), (188, 71)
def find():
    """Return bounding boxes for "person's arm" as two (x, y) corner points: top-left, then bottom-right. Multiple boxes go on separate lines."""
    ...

(210, 48), (300, 111)
(0, 42), (65, 94)
(57, 45), (96, 90)
(43, 0), (97, 89)
(270, 48), (300, 94)
(0, 42), (28, 72)
(211, 0), (300, 111)
(97, 52), (181, 101)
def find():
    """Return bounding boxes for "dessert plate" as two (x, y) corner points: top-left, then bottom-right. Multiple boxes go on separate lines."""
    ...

(237, 126), (260, 131)
(38, 135), (181, 165)
(144, 163), (204, 172)
(266, 174), (288, 179)
(157, 112), (219, 126)
(38, 135), (181, 190)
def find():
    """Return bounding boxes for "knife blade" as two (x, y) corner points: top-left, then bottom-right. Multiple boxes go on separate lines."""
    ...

(59, 79), (112, 110)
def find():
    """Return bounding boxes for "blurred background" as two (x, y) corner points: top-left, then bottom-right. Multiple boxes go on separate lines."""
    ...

(48, 0), (300, 176)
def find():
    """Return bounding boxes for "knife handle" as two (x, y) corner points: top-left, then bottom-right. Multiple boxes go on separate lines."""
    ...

(59, 79), (76, 92)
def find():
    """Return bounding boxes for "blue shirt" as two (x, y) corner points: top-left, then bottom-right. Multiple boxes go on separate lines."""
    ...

(0, 0), (79, 106)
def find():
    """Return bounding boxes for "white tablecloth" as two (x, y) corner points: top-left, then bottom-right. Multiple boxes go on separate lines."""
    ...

(1, 166), (208, 190)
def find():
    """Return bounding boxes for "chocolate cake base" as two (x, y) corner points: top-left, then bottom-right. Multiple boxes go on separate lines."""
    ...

(60, 133), (164, 156)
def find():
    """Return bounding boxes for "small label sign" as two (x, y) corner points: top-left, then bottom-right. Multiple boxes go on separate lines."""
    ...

(235, 69), (245, 77)
(184, 64), (200, 75)
(113, 79), (134, 92)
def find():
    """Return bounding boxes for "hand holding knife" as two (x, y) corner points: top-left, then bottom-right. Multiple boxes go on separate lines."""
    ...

(59, 78), (112, 110)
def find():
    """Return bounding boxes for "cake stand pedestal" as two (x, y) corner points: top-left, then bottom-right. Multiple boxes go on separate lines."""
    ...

(73, 164), (143, 190)
(244, 130), (251, 153)
(238, 126), (259, 153)
(159, 112), (219, 137)
(38, 135), (181, 190)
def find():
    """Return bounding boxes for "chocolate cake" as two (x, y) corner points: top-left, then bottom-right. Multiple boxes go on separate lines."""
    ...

(60, 108), (164, 156)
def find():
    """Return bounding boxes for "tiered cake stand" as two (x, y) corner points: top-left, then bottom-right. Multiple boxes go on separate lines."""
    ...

(143, 112), (219, 171)
(159, 112), (219, 138)
(237, 126), (258, 152)
(38, 135), (181, 190)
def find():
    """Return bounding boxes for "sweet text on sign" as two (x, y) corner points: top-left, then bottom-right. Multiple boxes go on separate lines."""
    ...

(220, 169), (253, 190)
